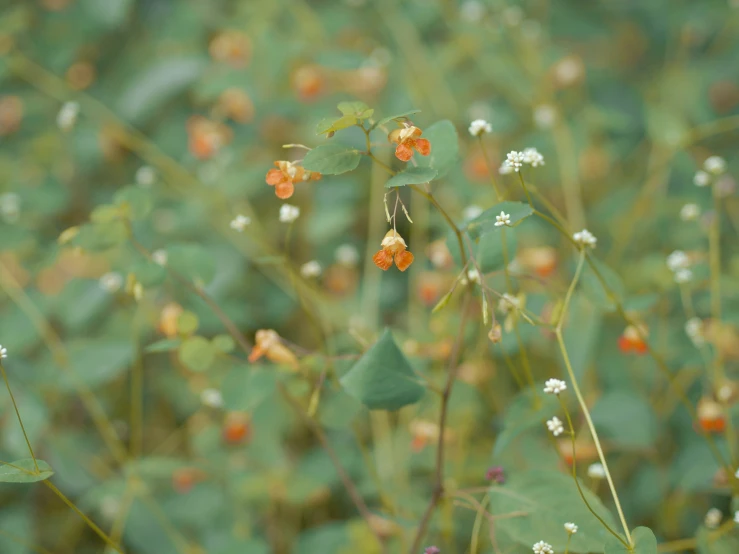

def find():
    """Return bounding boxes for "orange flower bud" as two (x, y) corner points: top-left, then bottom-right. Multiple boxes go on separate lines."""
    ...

(618, 324), (648, 355)
(388, 125), (431, 162)
(209, 30), (251, 67)
(186, 116), (232, 160)
(697, 397), (726, 434)
(249, 329), (299, 371)
(172, 467), (204, 494)
(223, 412), (251, 445)
(158, 303), (184, 338)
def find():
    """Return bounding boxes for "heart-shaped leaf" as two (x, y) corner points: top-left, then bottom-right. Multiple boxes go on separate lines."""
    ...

(302, 144), (362, 175)
(385, 167), (438, 188)
(604, 527), (658, 554)
(415, 119), (459, 178)
(178, 336), (216, 372)
(467, 201), (533, 239)
(0, 459), (54, 483)
(371, 109), (421, 130)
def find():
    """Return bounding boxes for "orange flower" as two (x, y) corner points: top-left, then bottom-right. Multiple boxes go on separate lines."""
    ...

(172, 467), (204, 494)
(617, 324), (648, 355)
(265, 161), (321, 200)
(248, 329), (299, 371)
(186, 116), (232, 160)
(373, 230), (414, 272)
(223, 412), (251, 445)
(209, 30), (251, 67)
(518, 246), (558, 278)
(388, 126), (431, 162)
(293, 65), (327, 102)
(697, 398), (726, 434)
(158, 303), (184, 338)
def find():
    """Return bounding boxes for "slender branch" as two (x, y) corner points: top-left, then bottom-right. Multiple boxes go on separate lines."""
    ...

(0, 363), (39, 472)
(476, 137), (503, 200)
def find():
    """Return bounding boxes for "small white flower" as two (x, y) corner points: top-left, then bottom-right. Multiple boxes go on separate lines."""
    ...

(498, 293), (519, 314)
(532, 541), (554, 554)
(705, 507), (722, 529)
(587, 462), (606, 479)
(152, 249), (168, 266)
(279, 204), (300, 223)
(99, 272), (123, 293)
(685, 317), (705, 347)
(230, 214), (251, 232)
(680, 203), (700, 222)
(469, 119), (493, 137)
(533, 104), (557, 129)
(546, 416), (564, 436)
(200, 388), (224, 409)
(573, 229), (597, 248)
(460, 1), (486, 22)
(694, 170), (711, 187)
(57, 101), (80, 132)
(499, 161), (515, 175)
(463, 205), (484, 221)
(99, 496), (121, 521)
(132, 282), (144, 301)
(734, 510), (739, 525)
(494, 211), (511, 227)
(666, 250), (690, 272)
(564, 522), (578, 534)
(335, 244), (360, 266)
(522, 147), (545, 167)
(674, 268), (693, 284)
(135, 166), (156, 188)
(543, 378), (567, 395)
(0, 192), (21, 223)
(300, 260), (322, 278)
(465, 268), (481, 284)
(735, 468), (739, 479)
(506, 151), (525, 172)
(0, 345), (7, 359)
(704, 156), (727, 176)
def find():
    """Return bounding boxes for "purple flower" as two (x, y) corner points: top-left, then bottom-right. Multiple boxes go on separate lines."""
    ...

(424, 547), (440, 554)
(485, 465), (505, 484)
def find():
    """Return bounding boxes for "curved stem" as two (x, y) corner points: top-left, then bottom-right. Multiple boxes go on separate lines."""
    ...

(516, 172), (534, 207)
(0, 363), (39, 472)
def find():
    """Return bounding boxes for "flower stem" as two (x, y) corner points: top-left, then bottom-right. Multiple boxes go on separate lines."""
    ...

(0, 363), (39, 473)
(517, 172), (534, 207)
(476, 137), (503, 201)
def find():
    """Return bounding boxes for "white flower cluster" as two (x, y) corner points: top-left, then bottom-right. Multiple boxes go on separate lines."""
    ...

(587, 462), (605, 479)
(532, 541), (553, 554)
(468, 119), (492, 137)
(523, 147), (545, 167)
(57, 101), (80, 132)
(152, 249), (168, 266)
(230, 214), (251, 232)
(498, 293), (519, 314)
(543, 378), (567, 395)
(200, 388), (224, 408)
(0, 192), (21, 224)
(0, 344), (7, 360)
(684, 317), (705, 347)
(680, 203), (700, 222)
(464, 268), (481, 285)
(99, 272), (123, 293)
(564, 522), (578, 534)
(135, 166), (157, 188)
(494, 211), (511, 227)
(500, 148), (545, 173)
(335, 244), (360, 266)
(573, 229), (597, 248)
(279, 204), (300, 223)
(705, 507), (722, 529)
(694, 156), (727, 187)
(546, 416), (564, 436)
(300, 260), (322, 278)
(666, 250), (692, 284)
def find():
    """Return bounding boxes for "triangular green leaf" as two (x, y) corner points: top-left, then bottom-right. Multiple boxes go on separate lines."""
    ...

(315, 115), (359, 135)
(302, 144), (362, 175)
(415, 119), (459, 178)
(492, 386), (557, 456)
(371, 109), (421, 130)
(336, 101), (373, 119)
(604, 527), (658, 554)
(0, 459), (54, 483)
(385, 167), (438, 188)
(340, 329), (424, 410)
(467, 201), (533, 239)
(178, 336), (216, 372)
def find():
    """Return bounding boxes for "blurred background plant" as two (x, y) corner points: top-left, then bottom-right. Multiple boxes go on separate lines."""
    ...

(1, 0), (739, 553)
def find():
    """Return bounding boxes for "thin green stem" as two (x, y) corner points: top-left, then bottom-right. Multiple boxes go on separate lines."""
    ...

(469, 493), (490, 554)
(476, 137), (503, 200)
(0, 363), (39, 473)
(517, 172), (534, 207)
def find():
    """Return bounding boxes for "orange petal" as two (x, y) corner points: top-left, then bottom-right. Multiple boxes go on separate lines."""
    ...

(395, 250), (414, 272)
(617, 336), (632, 354)
(275, 181), (295, 199)
(309, 171), (322, 181)
(266, 168), (284, 185)
(415, 138), (431, 156)
(633, 340), (648, 355)
(395, 143), (413, 162)
(373, 249), (394, 271)
(248, 346), (265, 363)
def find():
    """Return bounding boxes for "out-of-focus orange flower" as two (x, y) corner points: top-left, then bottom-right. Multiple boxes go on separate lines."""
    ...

(557, 438), (598, 466)
(186, 116), (232, 160)
(618, 324), (648, 355)
(209, 30), (251, 67)
(409, 419), (454, 452)
(518, 246), (558, 278)
(427, 239), (453, 270)
(323, 265), (358, 296)
(417, 272), (447, 307)
(265, 161), (320, 200)
(293, 65), (327, 102)
(172, 467), (204, 494)
(373, 230), (414, 272)
(249, 329), (299, 371)
(388, 125), (431, 162)
(158, 303), (184, 338)
(0, 96), (23, 136)
(66, 62), (96, 91)
(215, 88), (254, 124)
(697, 397), (726, 434)
(223, 412), (251, 445)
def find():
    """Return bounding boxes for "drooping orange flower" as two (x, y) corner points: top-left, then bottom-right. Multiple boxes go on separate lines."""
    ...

(223, 412), (252, 445)
(209, 30), (252, 67)
(697, 397), (726, 434)
(186, 116), (232, 160)
(518, 246), (558, 278)
(172, 467), (204, 494)
(248, 329), (299, 371)
(265, 161), (321, 200)
(373, 230), (414, 272)
(292, 65), (328, 102)
(388, 126), (431, 162)
(617, 324), (648, 355)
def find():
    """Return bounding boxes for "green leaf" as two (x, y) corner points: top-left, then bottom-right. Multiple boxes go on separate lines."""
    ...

(318, 389), (362, 429)
(72, 221), (128, 252)
(222, 367), (278, 411)
(167, 244), (217, 285)
(315, 115), (358, 135)
(488, 470), (619, 553)
(493, 386), (558, 456)
(467, 201), (534, 239)
(129, 259), (166, 287)
(302, 144), (362, 175)
(559, 294), (602, 382)
(114, 185), (153, 220)
(604, 527), (658, 554)
(0, 459), (54, 483)
(177, 310), (199, 335)
(212, 334), (235, 353)
(591, 391), (658, 449)
(371, 109), (421, 130)
(582, 257), (625, 312)
(415, 119), (459, 178)
(385, 167), (438, 188)
(178, 336), (216, 372)
(340, 329), (425, 410)
(145, 338), (182, 353)
(65, 340), (134, 389)
(476, 228), (517, 273)
(336, 101), (373, 119)
(696, 525), (739, 554)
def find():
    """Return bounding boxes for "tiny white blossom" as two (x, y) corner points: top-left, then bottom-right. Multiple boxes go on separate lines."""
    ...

(279, 204), (300, 223)
(57, 101), (80, 132)
(735, 468), (739, 479)
(499, 161), (515, 175)
(465, 268), (481, 284)
(152, 249), (168, 266)
(135, 166), (157, 188)
(230, 214), (251, 232)
(543, 378), (567, 395)
(469, 119), (493, 137)
(685, 317), (705, 347)
(573, 229), (597, 248)
(0, 345), (7, 359)
(523, 147), (545, 167)
(564, 522), (578, 534)
(495, 211), (511, 227)
(734, 511), (739, 524)
(704, 156), (727, 176)
(674, 268), (693, 284)
(335, 244), (360, 266)
(705, 507), (722, 529)
(506, 151), (525, 172)
(300, 260), (322, 278)
(587, 462), (606, 479)
(666, 250), (690, 272)
(0, 192), (21, 223)
(99, 272), (123, 293)
(532, 541), (554, 554)
(498, 293), (519, 314)
(533, 104), (557, 129)
(694, 170), (711, 187)
(99, 496), (121, 521)
(200, 388), (224, 409)
(680, 203), (700, 222)
(463, 205), (484, 221)
(546, 416), (564, 436)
